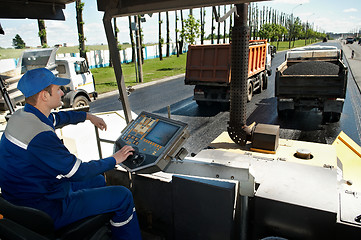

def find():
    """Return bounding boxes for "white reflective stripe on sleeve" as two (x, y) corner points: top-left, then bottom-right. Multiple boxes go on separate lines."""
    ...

(110, 208), (136, 227)
(56, 158), (82, 179)
(5, 132), (28, 149)
(51, 113), (57, 127)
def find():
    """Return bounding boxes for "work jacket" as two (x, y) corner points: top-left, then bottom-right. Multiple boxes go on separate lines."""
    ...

(0, 104), (116, 208)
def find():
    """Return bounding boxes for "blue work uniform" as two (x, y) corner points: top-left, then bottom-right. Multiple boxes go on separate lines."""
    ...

(0, 104), (142, 240)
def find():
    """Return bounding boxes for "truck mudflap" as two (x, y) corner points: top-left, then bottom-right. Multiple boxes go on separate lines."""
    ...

(324, 98), (344, 113)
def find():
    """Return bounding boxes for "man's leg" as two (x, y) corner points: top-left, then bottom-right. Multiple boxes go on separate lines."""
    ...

(55, 185), (142, 240)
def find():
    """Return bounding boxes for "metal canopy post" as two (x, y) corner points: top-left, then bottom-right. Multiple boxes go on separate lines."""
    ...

(103, 11), (133, 124)
(228, 3), (251, 146)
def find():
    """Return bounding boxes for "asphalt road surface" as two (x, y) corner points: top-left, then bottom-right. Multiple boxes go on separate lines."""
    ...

(90, 40), (361, 155)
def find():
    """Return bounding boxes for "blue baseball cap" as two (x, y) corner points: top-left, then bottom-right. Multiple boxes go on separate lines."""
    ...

(18, 68), (70, 98)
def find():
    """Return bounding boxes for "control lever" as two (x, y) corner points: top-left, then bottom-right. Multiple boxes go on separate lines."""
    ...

(125, 147), (145, 166)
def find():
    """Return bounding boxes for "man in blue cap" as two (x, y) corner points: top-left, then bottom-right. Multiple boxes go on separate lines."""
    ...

(0, 68), (142, 240)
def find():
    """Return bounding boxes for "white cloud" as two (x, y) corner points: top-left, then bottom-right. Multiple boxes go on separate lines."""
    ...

(343, 8), (358, 13)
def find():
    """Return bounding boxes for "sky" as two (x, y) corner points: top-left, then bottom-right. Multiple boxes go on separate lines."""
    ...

(0, 0), (360, 48)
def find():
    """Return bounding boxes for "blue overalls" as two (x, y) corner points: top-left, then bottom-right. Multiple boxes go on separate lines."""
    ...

(0, 104), (141, 240)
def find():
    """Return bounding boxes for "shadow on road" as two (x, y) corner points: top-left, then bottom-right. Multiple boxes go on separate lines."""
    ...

(154, 97), (229, 118)
(246, 97), (326, 131)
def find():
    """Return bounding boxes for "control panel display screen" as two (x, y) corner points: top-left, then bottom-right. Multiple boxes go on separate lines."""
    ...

(145, 121), (180, 146)
(114, 111), (188, 173)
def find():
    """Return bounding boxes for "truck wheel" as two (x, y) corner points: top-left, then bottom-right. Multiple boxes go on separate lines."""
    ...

(322, 112), (331, 123)
(247, 83), (253, 102)
(255, 74), (263, 94)
(73, 96), (89, 108)
(262, 74), (268, 90)
(331, 112), (341, 122)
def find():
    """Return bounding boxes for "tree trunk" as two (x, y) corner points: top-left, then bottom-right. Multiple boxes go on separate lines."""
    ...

(134, 16), (143, 83)
(217, 5), (221, 43)
(135, 17), (143, 64)
(175, 10), (179, 57)
(211, 10), (214, 44)
(223, 5), (226, 43)
(158, 12), (163, 60)
(128, 16), (136, 63)
(76, 0), (86, 60)
(166, 11), (170, 57)
(37, 19), (47, 47)
(179, 10), (184, 54)
(200, 8), (204, 45)
(229, 4), (232, 42)
(109, 18), (117, 67)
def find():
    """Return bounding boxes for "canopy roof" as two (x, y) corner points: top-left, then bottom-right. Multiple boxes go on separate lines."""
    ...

(0, 0), (265, 20)
(97, 0), (262, 17)
(0, 0), (75, 20)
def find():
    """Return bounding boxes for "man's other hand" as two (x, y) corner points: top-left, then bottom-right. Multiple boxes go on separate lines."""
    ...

(87, 113), (107, 131)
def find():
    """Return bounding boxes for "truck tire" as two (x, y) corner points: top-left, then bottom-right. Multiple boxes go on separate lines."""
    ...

(255, 74), (263, 94)
(247, 82), (253, 102)
(323, 112), (341, 123)
(332, 112), (341, 122)
(262, 74), (268, 90)
(73, 95), (89, 108)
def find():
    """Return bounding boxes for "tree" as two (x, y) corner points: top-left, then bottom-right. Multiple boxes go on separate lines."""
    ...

(259, 23), (274, 42)
(128, 16), (136, 63)
(37, 19), (48, 47)
(166, 11), (170, 57)
(76, 0), (86, 59)
(175, 10), (179, 57)
(12, 34), (25, 49)
(217, 6), (220, 44)
(180, 14), (201, 45)
(158, 12), (163, 61)
(179, 10), (184, 52)
(211, 10), (215, 44)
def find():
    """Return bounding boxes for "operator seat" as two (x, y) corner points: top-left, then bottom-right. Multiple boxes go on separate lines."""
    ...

(0, 195), (113, 240)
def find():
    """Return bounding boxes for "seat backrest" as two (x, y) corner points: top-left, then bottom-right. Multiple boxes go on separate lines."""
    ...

(0, 196), (55, 239)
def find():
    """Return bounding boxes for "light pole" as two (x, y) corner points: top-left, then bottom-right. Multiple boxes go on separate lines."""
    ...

(289, 3), (302, 48)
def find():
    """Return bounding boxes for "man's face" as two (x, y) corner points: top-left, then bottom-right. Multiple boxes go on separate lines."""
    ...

(47, 84), (64, 109)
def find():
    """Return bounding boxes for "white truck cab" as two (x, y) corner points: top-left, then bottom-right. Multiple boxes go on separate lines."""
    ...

(56, 57), (97, 108)
(0, 48), (97, 111)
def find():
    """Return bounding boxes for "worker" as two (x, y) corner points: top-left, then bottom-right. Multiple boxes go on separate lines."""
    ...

(0, 68), (142, 240)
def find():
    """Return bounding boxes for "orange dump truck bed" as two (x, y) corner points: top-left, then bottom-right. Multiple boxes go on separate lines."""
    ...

(185, 40), (268, 85)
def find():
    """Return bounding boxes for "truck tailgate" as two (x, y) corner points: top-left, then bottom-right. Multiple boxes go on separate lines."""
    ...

(185, 40), (267, 85)
(275, 60), (347, 98)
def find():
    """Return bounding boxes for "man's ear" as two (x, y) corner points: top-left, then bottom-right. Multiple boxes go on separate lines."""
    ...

(38, 90), (48, 102)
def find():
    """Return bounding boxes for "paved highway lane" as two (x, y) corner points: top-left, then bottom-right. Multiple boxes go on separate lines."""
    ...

(90, 40), (361, 155)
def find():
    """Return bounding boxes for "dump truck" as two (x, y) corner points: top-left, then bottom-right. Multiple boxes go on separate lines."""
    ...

(184, 40), (272, 106)
(275, 46), (348, 122)
(0, 48), (97, 111)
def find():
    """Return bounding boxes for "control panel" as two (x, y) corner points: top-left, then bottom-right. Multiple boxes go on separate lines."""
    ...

(114, 111), (189, 173)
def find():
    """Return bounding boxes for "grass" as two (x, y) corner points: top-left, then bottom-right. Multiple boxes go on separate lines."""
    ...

(91, 54), (187, 94)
